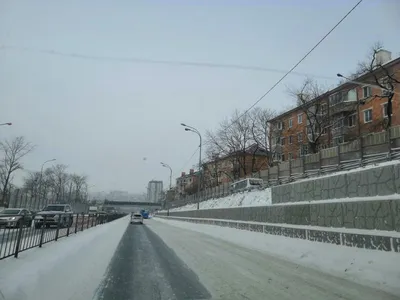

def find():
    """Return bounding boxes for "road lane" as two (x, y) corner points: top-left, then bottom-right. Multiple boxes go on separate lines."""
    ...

(146, 219), (399, 300)
(95, 223), (211, 300)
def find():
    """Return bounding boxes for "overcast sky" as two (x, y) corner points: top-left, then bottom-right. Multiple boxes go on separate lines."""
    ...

(1, 0), (399, 194)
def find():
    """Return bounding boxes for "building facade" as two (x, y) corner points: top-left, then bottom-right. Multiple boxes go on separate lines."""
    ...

(175, 169), (199, 197)
(269, 49), (399, 162)
(147, 180), (163, 203)
(203, 144), (269, 186)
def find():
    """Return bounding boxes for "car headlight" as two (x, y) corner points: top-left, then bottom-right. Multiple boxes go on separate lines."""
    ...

(9, 217), (16, 221)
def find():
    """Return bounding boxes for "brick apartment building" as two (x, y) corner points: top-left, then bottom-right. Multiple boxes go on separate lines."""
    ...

(175, 169), (199, 197)
(269, 49), (399, 162)
(202, 144), (269, 186)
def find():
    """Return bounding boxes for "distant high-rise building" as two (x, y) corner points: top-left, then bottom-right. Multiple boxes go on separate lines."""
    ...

(147, 180), (163, 203)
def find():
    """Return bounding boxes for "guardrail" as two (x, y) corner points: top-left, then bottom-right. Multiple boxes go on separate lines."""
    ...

(0, 212), (126, 260)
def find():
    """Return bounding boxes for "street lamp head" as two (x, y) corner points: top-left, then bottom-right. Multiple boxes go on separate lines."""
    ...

(185, 128), (190, 131)
(6, 122), (12, 126)
(180, 123), (187, 127)
(337, 73), (344, 78)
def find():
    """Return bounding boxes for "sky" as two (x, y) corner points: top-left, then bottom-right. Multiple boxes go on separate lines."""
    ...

(0, 0), (399, 194)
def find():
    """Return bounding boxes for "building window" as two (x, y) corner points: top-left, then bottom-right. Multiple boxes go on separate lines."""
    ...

(297, 132), (303, 143)
(329, 92), (342, 106)
(363, 108), (373, 123)
(333, 136), (344, 145)
(300, 144), (308, 156)
(297, 114), (303, 124)
(281, 153), (285, 161)
(348, 114), (356, 127)
(321, 103), (327, 115)
(289, 135), (293, 144)
(382, 103), (390, 118)
(277, 121), (283, 130)
(321, 126), (327, 135)
(362, 86), (372, 98)
(288, 118), (293, 128)
(281, 137), (285, 145)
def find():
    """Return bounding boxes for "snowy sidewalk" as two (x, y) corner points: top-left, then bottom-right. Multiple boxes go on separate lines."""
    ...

(0, 216), (129, 300)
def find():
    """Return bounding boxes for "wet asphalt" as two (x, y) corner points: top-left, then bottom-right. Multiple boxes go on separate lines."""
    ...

(95, 222), (211, 300)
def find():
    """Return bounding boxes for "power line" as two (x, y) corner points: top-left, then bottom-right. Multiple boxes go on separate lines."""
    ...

(173, 147), (199, 179)
(0, 45), (338, 81)
(223, 0), (364, 131)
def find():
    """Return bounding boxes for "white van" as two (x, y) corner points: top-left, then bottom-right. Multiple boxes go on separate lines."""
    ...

(230, 178), (264, 193)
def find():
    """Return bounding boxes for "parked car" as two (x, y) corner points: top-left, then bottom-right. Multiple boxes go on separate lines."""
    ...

(34, 204), (74, 229)
(0, 208), (34, 228)
(130, 212), (143, 225)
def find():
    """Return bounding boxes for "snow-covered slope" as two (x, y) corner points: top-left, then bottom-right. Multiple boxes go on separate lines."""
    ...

(168, 189), (272, 212)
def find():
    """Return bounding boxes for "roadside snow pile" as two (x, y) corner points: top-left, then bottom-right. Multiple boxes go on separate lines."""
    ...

(168, 189), (272, 212)
(0, 216), (129, 300)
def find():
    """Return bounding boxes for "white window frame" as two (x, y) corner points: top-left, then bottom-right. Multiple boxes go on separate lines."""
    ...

(363, 108), (373, 123)
(289, 135), (293, 144)
(277, 121), (283, 130)
(348, 113), (357, 127)
(281, 137), (285, 146)
(297, 113), (303, 124)
(288, 118), (293, 128)
(382, 102), (391, 118)
(362, 86), (372, 99)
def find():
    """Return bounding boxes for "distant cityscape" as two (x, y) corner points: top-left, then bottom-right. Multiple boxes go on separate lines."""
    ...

(89, 190), (147, 203)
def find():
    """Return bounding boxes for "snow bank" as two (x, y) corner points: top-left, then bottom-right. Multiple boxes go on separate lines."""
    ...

(154, 217), (400, 296)
(0, 216), (129, 300)
(168, 189), (272, 212)
(289, 160), (400, 185)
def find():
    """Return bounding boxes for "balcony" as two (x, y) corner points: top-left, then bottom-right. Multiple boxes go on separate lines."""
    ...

(330, 101), (357, 116)
(331, 125), (355, 137)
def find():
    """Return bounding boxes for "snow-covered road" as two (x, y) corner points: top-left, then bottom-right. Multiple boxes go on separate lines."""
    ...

(0, 216), (399, 300)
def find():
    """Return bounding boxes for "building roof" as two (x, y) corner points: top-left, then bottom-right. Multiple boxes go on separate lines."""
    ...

(269, 56), (400, 122)
(204, 143), (269, 166)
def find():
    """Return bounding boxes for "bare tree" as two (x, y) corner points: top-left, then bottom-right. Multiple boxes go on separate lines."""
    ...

(70, 174), (87, 202)
(50, 164), (69, 203)
(0, 137), (34, 207)
(206, 109), (255, 180)
(288, 78), (330, 153)
(250, 107), (277, 167)
(353, 42), (399, 129)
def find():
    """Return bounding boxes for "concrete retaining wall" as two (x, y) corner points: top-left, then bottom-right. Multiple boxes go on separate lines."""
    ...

(271, 163), (400, 204)
(159, 198), (400, 232)
(157, 216), (400, 252)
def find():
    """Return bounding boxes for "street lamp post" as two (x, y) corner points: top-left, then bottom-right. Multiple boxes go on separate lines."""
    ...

(181, 123), (202, 210)
(161, 162), (172, 214)
(160, 162), (172, 189)
(0, 122), (12, 126)
(37, 159), (56, 210)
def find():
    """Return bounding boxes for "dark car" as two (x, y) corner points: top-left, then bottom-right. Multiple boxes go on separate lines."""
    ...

(0, 208), (34, 228)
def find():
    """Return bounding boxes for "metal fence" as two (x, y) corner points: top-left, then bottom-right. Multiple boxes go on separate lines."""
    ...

(171, 126), (400, 208)
(0, 212), (125, 260)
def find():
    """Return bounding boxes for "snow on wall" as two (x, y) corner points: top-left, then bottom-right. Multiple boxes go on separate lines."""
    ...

(168, 189), (272, 212)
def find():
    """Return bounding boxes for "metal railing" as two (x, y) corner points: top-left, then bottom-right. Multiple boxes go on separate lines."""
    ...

(0, 212), (125, 260)
(170, 147), (400, 209)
